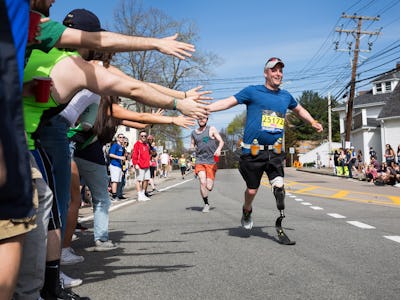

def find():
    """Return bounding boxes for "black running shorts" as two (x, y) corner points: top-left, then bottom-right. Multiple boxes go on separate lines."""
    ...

(239, 150), (285, 189)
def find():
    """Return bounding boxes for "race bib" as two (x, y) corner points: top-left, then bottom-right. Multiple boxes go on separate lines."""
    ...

(261, 110), (285, 133)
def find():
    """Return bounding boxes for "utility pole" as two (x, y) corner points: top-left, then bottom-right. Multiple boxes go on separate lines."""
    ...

(335, 14), (380, 147)
(328, 93), (332, 167)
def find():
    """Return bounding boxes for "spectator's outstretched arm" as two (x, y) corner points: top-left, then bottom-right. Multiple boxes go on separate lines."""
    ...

(110, 104), (195, 129)
(51, 55), (209, 119)
(101, 64), (212, 101)
(57, 30), (194, 60)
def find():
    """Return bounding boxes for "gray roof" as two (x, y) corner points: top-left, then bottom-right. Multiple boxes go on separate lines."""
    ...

(336, 89), (391, 109)
(377, 82), (400, 119)
(373, 69), (400, 82)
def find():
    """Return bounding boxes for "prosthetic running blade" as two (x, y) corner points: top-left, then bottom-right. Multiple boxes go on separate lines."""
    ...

(275, 215), (296, 245)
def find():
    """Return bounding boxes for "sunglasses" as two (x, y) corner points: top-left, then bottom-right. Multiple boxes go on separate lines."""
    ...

(140, 135), (147, 137)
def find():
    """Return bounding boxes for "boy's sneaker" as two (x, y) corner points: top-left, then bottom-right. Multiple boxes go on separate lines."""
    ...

(241, 207), (253, 230)
(60, 271), (82, 288)
(61, 247), (84, 265)
(41, 281), (90, 300)
(138, 193), (150, 202)
(202, 204), (210, 213)
(94, 240), (118, 252)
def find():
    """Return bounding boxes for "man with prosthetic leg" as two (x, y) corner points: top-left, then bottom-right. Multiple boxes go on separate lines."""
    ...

(207, 57), (323, 245)
(271, 176), (294, 245)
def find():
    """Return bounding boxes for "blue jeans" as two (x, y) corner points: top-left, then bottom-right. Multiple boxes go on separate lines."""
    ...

(37, 114), (71, 237)
(74, 157), (111, 242)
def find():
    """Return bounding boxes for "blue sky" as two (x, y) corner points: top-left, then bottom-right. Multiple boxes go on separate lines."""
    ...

(50, 0), (400, 141)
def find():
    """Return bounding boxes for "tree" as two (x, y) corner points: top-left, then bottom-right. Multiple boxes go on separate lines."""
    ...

(111, 0), (222, 152)
(226, 111), (246, 145)
(285, 90), (340, 152)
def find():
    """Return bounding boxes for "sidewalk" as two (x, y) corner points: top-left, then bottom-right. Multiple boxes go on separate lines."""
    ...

(78, 169), (189, 221)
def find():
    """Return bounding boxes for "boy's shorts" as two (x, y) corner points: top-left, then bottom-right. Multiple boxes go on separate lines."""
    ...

(195, 164), (218, 180)
(109, 164), (122, 182)
(0, 182), (38, 240)
(135, 168), (150, 181)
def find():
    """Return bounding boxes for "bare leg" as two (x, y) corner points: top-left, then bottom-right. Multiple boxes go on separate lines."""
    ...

(0, 234), (25, 300)
(149, 178), (155, 190)
(244, 188), (258, 211)
(63, 160), (81, 248)
(142, 180), (149, 192)
(197, 171), (208, 198)
(111, 182), (118, 194)
(205, 178), (214, 191)
(46, 229), (62, 261)
(135, 179), (142, 194)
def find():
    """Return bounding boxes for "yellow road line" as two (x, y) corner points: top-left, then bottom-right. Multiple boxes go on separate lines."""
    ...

(260, 177), (400, 207)
(331, 190), (350, 198)
(388, 196), (400, 205)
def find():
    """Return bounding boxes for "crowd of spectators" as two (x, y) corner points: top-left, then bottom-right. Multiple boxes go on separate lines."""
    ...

(333, 144), (400, 187)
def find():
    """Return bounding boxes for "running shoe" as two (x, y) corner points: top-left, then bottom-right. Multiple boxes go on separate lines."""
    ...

(202, 204), (210, 213)
(241, 207), (253, 230)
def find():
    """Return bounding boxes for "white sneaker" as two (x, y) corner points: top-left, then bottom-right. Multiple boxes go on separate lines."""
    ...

(60, 271), (82, 288)
(94, 240), (118, 252)
(61, 247), (84, 265)
(138, 192), (150, 202)
(202, 204), (210, 213)
(71, 233), (79, 241)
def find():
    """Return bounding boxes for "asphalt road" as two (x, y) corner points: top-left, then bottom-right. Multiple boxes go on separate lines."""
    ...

(66, 169), (400, 300)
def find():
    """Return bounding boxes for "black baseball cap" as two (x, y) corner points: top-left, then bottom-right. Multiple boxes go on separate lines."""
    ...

(63, 9), (103, 32)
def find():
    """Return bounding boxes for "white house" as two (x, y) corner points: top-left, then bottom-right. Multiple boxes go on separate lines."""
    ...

(298, 142), (342, 167)
(333, 63), (400, 164)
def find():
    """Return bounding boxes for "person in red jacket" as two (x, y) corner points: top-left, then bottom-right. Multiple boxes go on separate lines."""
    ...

(132, 130), (151, 201)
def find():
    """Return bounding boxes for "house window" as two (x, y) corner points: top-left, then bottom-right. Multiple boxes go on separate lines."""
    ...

(385, 81), (392, 92)
(375, 83), (382, 93)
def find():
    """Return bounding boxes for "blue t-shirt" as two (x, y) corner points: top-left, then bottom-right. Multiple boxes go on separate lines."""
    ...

(6, 0), (29, 88)
(234, 85), (298, 152)
(109, 142), (124, 168)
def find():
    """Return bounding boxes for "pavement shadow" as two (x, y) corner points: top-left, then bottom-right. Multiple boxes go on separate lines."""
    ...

(63, 230), (194, 285)
(185, 206), (216, 212)
(181, 225), (295, 245)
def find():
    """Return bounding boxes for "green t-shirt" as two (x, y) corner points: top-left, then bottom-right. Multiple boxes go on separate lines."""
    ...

(23, 48), (79, 150)
(25, 16), (67, 64)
